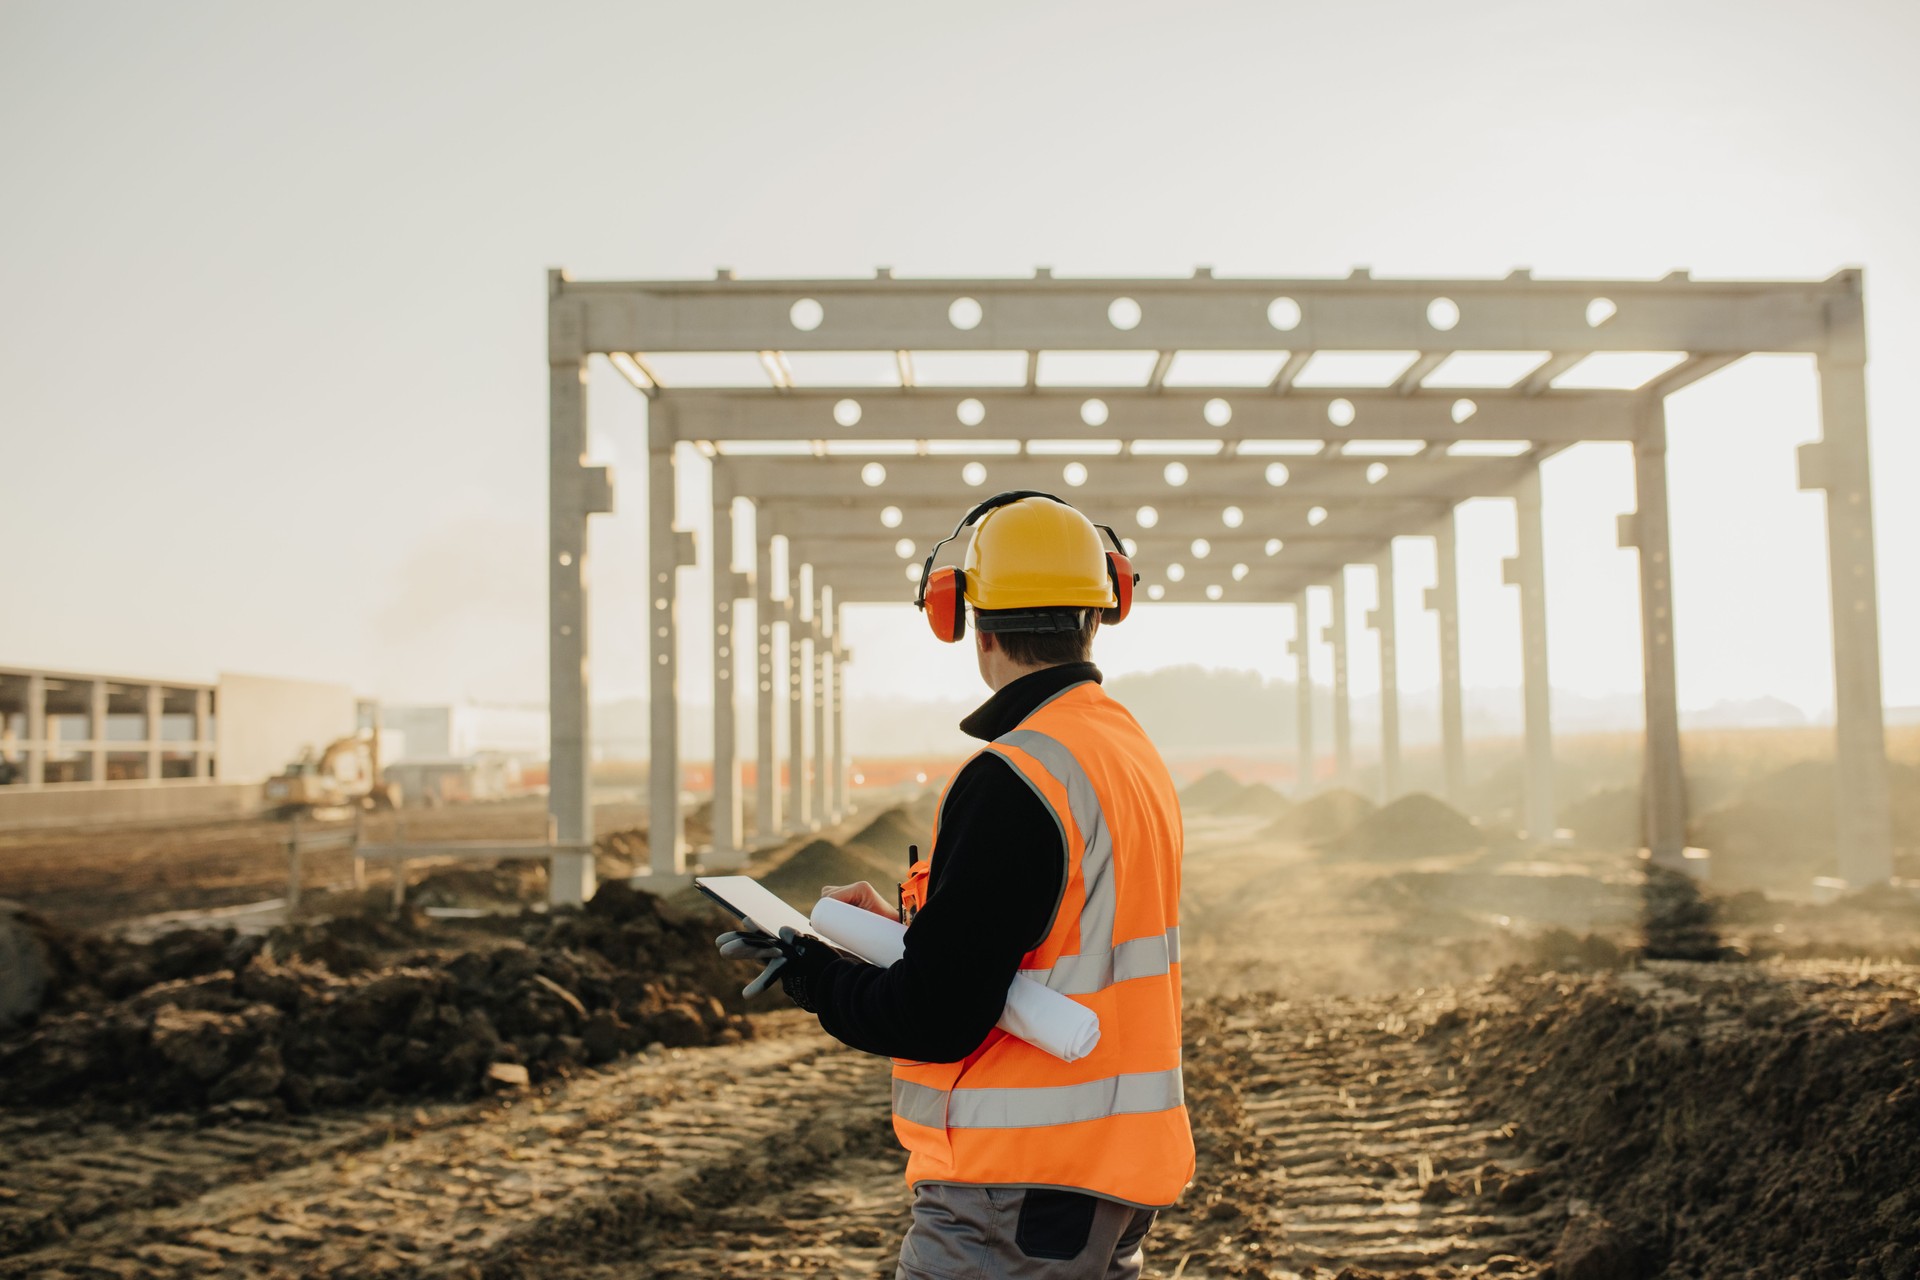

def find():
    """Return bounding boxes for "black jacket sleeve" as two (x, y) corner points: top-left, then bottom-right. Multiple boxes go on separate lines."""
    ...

(807, 752), (1066, 1062)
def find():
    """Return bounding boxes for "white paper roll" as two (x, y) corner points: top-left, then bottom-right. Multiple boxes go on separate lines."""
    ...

(810, 897), (1102, 1063)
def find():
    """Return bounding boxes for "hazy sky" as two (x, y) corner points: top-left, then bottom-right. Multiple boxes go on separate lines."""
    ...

(3, 0), (1916, 727)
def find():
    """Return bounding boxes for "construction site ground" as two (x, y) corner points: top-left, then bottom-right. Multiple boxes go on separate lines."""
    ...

(4, 785), (1918, 1279)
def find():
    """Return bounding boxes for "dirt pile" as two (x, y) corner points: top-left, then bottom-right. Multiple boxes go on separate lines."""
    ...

(1217, 781), (1293, 820)
(1320, 792), (1483, 860)
(1561, 786), (1642, 850)
(1260, 787), (1376, 843)
(1691, 758), (1920, 891)
(1180, 768), (1246, 811)
(758, 804), (926, 904)
(1429, 964), (1920, 1277)
(0, 882), (751, 1116)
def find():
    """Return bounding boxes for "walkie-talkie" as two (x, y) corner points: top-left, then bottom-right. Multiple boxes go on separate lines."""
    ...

(899, 844), (924, 924)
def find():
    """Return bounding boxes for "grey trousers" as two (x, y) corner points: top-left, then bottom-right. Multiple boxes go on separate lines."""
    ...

(895, 1183), (1159, 1280)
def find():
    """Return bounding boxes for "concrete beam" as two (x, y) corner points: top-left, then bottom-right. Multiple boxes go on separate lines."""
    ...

(670, 388), (1634, 443)
(558, 270), (1846, 357)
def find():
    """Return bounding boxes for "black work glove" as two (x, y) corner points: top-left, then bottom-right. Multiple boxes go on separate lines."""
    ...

(714, 926), (837, 1010)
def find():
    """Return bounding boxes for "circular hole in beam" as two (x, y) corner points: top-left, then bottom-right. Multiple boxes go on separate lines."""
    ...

(1265, 462), (1291, 487)
(1063, 462), (1089, 487)
(1267, 297), (1302, 331)
(1163, 461), (1189, 487)
(834, 398), (862, 427)
(1586, 297), (1617, 327)
(1222, 506), (1244, 528)
(1452, 398), (1477, 424)
(1426, 297), (1460, 331)
(1166, 563), (1186, 582)
(1136, 505), (1160, 529)
(861, 462), (887, 487)
(1147, 583), (1165, 601)
(1108, 297), (1142, 330)
(949, 297), (983, 330)
(1203, 397), (1232, 427)
(957, 397), (986, 427)
(1080, 398), (1110, 427)
(790, 298), (824, 331)
(881, 505), (903, 528)
(962, 461), (988, 487)
(1206, 584), (1224, 601)
(1328, 398), (1356, 428)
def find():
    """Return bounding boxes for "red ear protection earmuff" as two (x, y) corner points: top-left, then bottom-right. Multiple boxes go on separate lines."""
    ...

(1103, 548), (1136, 625)
(915, 492), (1141, 643)
(923, 566), (968, 642)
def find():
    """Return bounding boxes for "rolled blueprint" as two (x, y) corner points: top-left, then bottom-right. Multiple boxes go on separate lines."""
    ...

(810, 896), (1102, 1063)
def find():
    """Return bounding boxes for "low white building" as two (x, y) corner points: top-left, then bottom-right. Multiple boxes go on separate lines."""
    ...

(0, 666), (359, 829)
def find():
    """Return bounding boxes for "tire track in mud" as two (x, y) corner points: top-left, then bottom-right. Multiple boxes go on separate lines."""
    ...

(1178, 995), (1551, 1279)
(2, 1014), (890, 1279)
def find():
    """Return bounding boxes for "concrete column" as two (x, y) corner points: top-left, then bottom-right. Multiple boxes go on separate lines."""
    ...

(1624, 401), (1686, 866)
(193, 687), (211, 780)
(1330, 570), (1352, 789)
(812, 583), (830, 825)
(25, 672), (45, 787)
(1506, 468), (1556, 842)
(831, 600), (849, 820)
(751, 509), (779, 842)
(787, 560), (810, 833)
(1427, 513), (1466, 807)
(1803, 282), (1893, 884)
(1290, 592), (1313, 796)
(89, 680), (107, 786)
(546, 278), (607, 906)
(647, 405), (689, 881)
(1368, 551), (1402, 801)
(145, 684), (163, 783)
(708, 475), (745, 868)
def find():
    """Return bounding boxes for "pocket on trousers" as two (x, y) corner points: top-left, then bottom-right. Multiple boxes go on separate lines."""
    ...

(1013, 1189), (1098, 1261)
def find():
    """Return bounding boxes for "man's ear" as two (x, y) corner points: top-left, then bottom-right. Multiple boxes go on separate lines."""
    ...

(975, 627), (995, 654)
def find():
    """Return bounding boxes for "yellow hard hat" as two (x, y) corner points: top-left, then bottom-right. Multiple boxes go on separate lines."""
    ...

(964, 494), (1116, 611)
(914, 491), (1138, 642)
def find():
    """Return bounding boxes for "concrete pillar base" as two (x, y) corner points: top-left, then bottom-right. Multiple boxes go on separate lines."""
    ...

(550, 851), (598, 907)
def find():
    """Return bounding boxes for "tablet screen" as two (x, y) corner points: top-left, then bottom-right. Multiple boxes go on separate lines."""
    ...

(694, 875), (825, 942)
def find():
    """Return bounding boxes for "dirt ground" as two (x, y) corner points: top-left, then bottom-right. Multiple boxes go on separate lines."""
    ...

(4, 778), (1919, 1278)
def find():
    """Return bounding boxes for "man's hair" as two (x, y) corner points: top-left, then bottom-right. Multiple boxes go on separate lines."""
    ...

(977, 609), (1098, 667)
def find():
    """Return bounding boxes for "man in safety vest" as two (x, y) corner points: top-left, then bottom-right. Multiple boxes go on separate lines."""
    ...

(718, 491), (1194, 1279)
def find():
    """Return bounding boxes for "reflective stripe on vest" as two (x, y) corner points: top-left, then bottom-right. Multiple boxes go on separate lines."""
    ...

(894, 1067), (1185, 1131)
(989, 726), (1117, 954)
(1020, 925), (1182, 995)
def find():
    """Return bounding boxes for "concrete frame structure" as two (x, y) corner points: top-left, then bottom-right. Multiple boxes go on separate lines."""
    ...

(547, 266), (1894, 900)
(0, 666), (216, 788)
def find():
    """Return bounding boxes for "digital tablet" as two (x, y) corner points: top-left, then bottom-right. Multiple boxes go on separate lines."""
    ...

(694, 875), (827, 943)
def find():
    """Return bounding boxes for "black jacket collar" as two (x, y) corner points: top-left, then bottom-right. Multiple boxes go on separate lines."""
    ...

(959, 662), (1103, 742)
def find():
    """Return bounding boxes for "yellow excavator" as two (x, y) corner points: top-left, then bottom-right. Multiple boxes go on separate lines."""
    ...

(264, 732), (401, 818)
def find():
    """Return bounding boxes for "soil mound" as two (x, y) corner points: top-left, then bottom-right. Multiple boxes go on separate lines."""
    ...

(758, 839), (897, 902)
(1692, 758), (1920, 891)
(1560, 786), (1642, 850)
(1180, 768), (1245, 811)
(1321, 793), (1483, 860)
(0, 881), (751, 1116)
(1431, 965), (1920, 1277)
(1260, 788), (1376, 843)
(759, 803), (929, 903)
(1217, 782), (1293, 820)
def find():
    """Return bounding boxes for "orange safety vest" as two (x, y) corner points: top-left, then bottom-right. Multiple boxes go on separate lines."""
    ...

(892, 679), (1194, 1208)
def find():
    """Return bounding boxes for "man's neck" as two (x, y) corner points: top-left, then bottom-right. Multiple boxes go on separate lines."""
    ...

(984, 654), (1054, 692)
